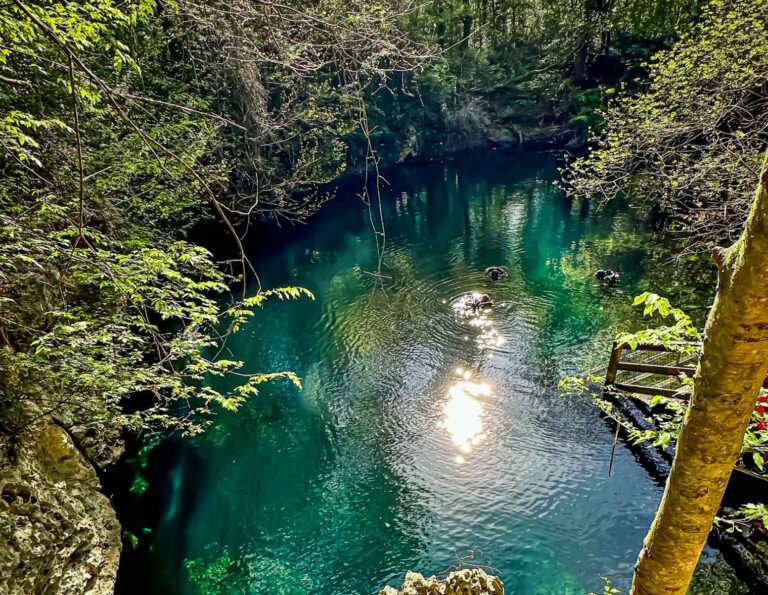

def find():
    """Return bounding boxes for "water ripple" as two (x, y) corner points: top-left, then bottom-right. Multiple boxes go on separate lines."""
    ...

(120, 153), (683, 595)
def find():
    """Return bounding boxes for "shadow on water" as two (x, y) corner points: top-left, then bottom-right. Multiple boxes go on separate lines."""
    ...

(112, 440), (206, 595)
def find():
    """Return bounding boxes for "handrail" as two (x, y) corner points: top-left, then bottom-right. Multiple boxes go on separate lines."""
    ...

(605, 340), (700, 389)
(616, 362), (696, 376)
(602, 340), (767, 483)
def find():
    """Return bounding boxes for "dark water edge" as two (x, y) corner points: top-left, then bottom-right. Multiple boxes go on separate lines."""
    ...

(109, 150), (751, 595)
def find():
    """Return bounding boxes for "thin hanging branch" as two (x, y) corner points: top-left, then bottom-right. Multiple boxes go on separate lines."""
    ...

(67, 54), (86, 246)
(357, 94), (388, 279)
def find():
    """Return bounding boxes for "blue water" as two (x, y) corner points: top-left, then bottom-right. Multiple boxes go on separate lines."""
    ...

(116, 151), (720, 594)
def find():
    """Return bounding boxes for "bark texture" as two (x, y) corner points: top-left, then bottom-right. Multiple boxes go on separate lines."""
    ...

(631, 151), (768, 594)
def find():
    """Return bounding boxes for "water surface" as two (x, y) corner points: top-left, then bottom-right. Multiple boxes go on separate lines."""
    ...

(116, 151), (717, 594)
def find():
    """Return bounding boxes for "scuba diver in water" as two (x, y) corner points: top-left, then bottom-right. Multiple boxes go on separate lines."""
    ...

(468, 293), (493, 310)
(595, 269), (621, 284)
(485, 266), (508, 281)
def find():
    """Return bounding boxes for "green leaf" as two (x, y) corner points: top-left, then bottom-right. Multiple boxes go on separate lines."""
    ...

(633, 291), (651, 306)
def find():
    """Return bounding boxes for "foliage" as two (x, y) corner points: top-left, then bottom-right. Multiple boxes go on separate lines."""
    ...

(564, 0), (768, 254)
(716, 504), (768, 534)
(627, 388), (768, 471)
(615, 291), (701, 352)
(178, 0), (431, 218)
(562, 292), (767, 470)
(611, 294), (767, 469)
(569, 88), (606, 137)
(743, 395), (768, 472)
(360, 0), (702, 166)
(0, 198), (313, 434)
(559, 374), (604, 395)
(0, 0), (423, 438)
(403, 0), (698, 66)
(630, 393), (688, 450)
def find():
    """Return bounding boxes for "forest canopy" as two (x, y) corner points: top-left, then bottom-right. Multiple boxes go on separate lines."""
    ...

(564, 0), (768, 254)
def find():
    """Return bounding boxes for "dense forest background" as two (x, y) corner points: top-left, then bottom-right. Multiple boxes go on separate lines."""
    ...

(2, 0), (765, 458)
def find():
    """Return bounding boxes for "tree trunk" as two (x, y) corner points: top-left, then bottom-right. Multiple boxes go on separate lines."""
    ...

(631, 151), (768, 594)
(435, 0), (447, 48)
(461, 0), (472, 49)
(572, 41), (588, 83)
(572, 0), (592, 84)
(598, 0), (612, 54)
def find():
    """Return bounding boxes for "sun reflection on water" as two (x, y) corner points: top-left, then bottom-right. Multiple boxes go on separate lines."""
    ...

(451, 292), (507, 350)
(441, 368), (493, 463)
(469, 314), (507, 350)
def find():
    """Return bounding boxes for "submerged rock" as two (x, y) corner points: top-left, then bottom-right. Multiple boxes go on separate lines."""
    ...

(379, 568), (504, 595)
(0, 422), (121, 594)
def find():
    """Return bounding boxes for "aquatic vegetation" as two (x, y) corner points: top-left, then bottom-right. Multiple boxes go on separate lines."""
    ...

(185, 550), (250, 595)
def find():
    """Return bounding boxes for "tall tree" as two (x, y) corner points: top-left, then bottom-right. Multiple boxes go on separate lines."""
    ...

(631, 149), (768, 594)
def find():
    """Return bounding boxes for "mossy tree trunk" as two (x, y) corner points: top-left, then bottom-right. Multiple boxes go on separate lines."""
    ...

(631, 151), (768, 594)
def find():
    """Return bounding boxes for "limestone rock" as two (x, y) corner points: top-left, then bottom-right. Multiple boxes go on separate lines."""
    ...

(0, 422), (121, 595)
(379, 568), (505, 595)
(63, 420), (125, 470)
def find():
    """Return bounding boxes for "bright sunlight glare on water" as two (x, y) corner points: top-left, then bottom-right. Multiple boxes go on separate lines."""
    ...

(441, 370), (492, 461)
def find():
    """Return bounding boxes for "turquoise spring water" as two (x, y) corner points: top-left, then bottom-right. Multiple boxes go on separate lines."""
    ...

(115, 151), (722, 594)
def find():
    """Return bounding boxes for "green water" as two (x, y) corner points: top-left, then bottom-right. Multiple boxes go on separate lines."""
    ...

(116, 151), (720, 594)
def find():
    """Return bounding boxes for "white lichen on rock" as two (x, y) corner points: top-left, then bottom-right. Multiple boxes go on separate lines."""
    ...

(0, 422), (121, 594)
(380, 568), (504, 595)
